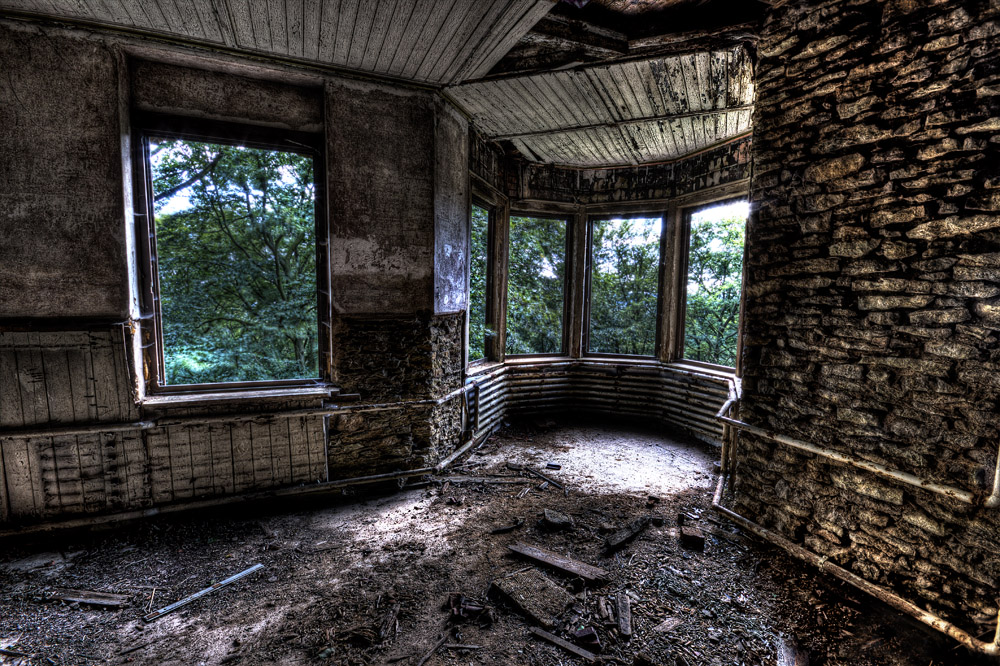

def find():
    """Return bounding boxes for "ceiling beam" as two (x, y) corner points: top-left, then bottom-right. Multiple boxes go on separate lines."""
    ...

(490, 105), (754, 141)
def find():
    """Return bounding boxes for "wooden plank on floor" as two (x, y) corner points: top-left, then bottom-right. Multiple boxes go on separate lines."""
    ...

(490, 569), (574, 628)
(508, 542), (610, 583)
(528, 627), (597, 663)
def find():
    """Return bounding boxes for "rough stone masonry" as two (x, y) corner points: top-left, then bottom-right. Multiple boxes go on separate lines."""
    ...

(738, 0), (1000, 631)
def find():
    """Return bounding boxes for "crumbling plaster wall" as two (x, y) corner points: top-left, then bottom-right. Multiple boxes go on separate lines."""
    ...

(739, 0), (1000, 630)
(0, 20), (469, 525)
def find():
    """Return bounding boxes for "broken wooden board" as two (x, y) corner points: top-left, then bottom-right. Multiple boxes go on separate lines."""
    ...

(605, 515), (651, 552)
(680, 525), (706, 551)
(490, 569), (574, 628)
(50, 589), (129, 607)
(508, 542), (609, 583)
(652, 617), (683, 633)
(528, 627), (597, 663)
(616, 594), (632, 638)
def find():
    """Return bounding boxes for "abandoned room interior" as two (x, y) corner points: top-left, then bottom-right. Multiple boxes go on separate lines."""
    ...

(0, 0), (999, 664)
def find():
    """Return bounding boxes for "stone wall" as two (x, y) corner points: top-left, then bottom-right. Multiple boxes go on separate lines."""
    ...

(739, 0), (1000, 631)
(519, 136), (751, 205)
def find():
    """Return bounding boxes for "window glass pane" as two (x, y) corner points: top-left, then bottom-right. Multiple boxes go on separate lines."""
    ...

(588, 217), (661, 356)
(469, 204), (489, 363)
(506, 215), (566, 355)
(683, 199), (748, 367)
(150, 139), (318, 384)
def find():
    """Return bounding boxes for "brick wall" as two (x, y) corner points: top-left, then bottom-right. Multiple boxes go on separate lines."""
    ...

(739, 0), (1000, 630)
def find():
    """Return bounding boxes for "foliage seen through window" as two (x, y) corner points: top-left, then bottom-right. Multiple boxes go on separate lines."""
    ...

(683, 200), (747, 367)
(150, 138), (318, 385)
(506, 215), (566, 355)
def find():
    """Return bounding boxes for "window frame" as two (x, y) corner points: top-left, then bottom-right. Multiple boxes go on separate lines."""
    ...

(504, 210), (573, 359)
(673, 194), (750, 373)
(468, 196), (495, 367)
(583, 211), (668, 360)
(131, 111), (332, 396)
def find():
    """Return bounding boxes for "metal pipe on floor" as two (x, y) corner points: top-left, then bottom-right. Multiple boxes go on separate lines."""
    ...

(711, 476), (1000, 655)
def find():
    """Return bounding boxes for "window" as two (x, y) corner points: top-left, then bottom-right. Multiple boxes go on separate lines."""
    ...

(681, 199), (748, 368)
(134, 115), (328, 392)
(587, 216), (663, 356)
(505, 215), (568, 355)
(468, 203), (490, 363)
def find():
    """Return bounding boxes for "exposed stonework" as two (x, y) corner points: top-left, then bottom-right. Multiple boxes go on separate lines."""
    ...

(331, 312), (463, 403)
(739, 0), (1000, 630)
(519, 136), (751, 205)
(327, 312), (465, 477)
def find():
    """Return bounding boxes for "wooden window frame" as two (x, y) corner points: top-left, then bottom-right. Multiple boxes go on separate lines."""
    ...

(583, 211), (668, 360)
(131, 112), (333, 397)
(504, 210), (573, 359)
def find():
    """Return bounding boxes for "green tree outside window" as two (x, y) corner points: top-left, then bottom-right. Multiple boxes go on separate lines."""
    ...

(150, 139), (318, 385)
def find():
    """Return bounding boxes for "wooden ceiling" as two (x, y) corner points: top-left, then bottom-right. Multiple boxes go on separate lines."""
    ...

(446, 46), (753, 167)
(0, 0), (760, 167)
(0, 0), (556, 85)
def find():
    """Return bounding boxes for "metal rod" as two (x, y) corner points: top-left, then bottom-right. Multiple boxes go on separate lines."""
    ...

(0, 421), (156, 440)
(718, 414), (976, 505)
(711, 476), (1000, 655)
(143, 563), (264, 622)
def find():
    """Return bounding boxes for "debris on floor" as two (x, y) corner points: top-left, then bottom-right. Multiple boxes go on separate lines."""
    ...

(0, 420), (990, 666)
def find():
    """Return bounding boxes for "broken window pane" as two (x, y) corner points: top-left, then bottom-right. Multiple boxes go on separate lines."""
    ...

(506, 215), (567, 355)
(469, 204), (489, 363)
(588, 217), (662, 356)
(683, 199), (748, 368)
(150, 138), (318, 384)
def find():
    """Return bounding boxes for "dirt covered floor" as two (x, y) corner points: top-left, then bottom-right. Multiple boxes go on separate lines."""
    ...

(0, 419), (989, 666)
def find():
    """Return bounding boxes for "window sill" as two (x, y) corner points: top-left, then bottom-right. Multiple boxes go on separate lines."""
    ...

(666, 360), (736, 380)
(141, 385), (339, 408)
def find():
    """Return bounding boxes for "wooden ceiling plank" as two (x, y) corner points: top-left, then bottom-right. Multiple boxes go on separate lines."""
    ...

(286, 0), (304, 58)
(247, 0), (271, 51)
(420, 0), (485, 84)
(384, 0), (436, 77)
(316, 0), (341, 62)
(460, 0), (555, 82)
(361, 0), (400, 72)
(372, 0), (414, 72)
(397, 0), (453, 80)
(435, 0), (512, 85)
(345, 0), (378, 70)
(222, 0), (254, 47)
(190, 0), (223, 42)
(330, 0), (358, 67)
(302, 0), (321, 59)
